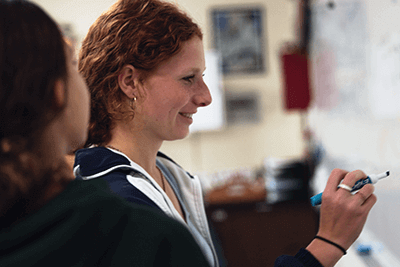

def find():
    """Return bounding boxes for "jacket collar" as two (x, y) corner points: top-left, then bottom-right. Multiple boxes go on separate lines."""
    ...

(73, 146), (189, 181)
(74, 147), (131, 178)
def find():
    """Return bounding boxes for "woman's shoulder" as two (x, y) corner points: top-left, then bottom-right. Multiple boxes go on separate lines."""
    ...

(74, 147), (131, 176)
(62, 179), (210, 264)
(1, 178), (210, 267)
(45, 179), (172, 232)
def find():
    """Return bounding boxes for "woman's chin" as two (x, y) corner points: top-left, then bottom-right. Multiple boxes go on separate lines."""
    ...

(165, 130), (190, 141)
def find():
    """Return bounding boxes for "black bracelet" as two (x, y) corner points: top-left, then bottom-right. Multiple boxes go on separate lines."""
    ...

(314, 236), (347, 255)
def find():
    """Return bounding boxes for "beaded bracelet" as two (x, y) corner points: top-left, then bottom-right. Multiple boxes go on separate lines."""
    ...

(314, 236), (347, 255)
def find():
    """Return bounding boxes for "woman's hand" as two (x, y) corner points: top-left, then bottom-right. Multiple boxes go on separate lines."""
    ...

(307, 169), (377, 267)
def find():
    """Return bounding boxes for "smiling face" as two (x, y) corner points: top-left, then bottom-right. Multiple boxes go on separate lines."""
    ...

(136, 36), (212, 141)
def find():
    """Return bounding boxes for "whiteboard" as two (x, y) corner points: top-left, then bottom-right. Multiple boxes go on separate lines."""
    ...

(309, 0), (400, 264)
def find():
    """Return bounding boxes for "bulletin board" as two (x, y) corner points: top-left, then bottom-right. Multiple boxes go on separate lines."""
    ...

(308, 0), (400, 264)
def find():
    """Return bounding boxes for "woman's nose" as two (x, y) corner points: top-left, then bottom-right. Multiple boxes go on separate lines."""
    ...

(194, 80), (212, 107)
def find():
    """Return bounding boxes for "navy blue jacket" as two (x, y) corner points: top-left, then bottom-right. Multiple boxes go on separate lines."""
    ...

(74, 147), (322, 267)
(74, 147), (172, 209)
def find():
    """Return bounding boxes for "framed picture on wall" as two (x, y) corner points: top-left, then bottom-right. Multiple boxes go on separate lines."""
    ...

(211, 6), (265, 75)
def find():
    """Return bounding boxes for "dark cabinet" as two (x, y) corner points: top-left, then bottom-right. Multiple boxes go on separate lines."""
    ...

(206, 200), (319, 267)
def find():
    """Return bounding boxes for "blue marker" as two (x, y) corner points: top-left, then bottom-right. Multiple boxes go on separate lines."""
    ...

(310, 171), (390, 206)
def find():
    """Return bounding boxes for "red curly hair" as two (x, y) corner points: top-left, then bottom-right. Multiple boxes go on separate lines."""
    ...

(79, 0), (203, 147)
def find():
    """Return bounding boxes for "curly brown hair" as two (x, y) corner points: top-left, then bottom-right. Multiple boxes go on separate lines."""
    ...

(0, 1), (71, 226)
(79, 0), (203, 147)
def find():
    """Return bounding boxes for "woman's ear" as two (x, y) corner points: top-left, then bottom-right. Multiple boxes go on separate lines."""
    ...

(52, 79), (66, 109)
(118, 64), (139, 99)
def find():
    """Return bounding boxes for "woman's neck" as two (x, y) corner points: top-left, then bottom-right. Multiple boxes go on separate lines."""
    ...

(107, 124), (163, 176)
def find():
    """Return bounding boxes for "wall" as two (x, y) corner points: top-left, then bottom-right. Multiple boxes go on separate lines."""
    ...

(31, 0), (303, 174)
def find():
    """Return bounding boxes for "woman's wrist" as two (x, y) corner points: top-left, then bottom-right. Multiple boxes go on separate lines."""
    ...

(314, 236), (347, 255)
(306, 238), (344, 267)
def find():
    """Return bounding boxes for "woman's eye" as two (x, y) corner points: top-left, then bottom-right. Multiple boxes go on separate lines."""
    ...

(183, 75), (195, 83)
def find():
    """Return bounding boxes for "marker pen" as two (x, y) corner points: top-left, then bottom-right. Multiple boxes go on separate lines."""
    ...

(310, 171), (390, 206)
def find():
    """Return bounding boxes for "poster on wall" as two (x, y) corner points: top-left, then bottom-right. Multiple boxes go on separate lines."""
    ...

(211, 6), (265, 75)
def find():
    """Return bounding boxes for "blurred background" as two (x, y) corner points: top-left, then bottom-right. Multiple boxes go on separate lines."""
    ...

(31, 0), (400, 266)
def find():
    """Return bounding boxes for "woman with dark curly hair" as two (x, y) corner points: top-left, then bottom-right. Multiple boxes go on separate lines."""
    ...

(0, 1), (213, 266)
(75, 0), (376, 266)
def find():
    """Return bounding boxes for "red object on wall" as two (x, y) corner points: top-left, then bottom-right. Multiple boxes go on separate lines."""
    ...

(281, 52), (311, 111)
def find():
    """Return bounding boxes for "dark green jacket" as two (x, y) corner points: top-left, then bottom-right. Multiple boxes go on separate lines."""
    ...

(0, 179), (210, 267)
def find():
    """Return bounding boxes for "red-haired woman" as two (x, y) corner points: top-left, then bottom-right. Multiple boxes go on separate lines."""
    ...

(76, 0), (218, 265)
(75, 0), (377, 266)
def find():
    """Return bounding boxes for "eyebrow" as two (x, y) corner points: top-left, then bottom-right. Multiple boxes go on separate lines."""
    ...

(184, 67), (206, 73)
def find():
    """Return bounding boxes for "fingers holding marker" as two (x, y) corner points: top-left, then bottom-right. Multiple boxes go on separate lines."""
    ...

(339, 169), (378, 208)
(311, 169), (387, 206)
(339, 169), (367, 191)
(336, 170), (375, 207)
(322, 169), (361, 203)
